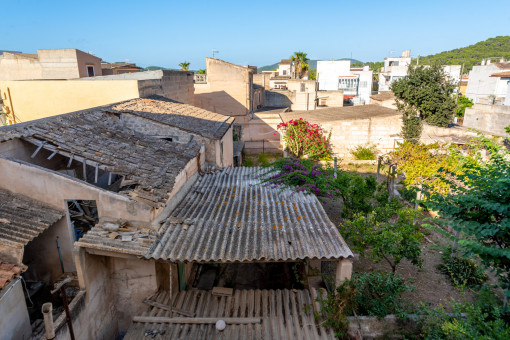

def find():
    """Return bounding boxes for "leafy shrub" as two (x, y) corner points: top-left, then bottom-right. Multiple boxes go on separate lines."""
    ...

(340, 206), (423, 273)
(419, 300), (510, 340)
(438, 249), (488, 289)
(318, 272), (413, 337)
(350, 144), (378, 160)
(261, 158), (338, 198)
(257, 152), (269, 166)
(353, 272), (413, 318)
(318, 279), (356, 338)
(335, 172), (378, 218)
(277, 118), (332, 159)
(391, 141), (461, 195)
(456, 96), (474, 117)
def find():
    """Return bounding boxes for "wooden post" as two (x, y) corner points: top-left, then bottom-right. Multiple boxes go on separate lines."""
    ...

(376, 157), (381, 182)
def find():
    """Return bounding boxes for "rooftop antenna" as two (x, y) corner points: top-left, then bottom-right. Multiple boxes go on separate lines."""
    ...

(389, 50), (395, 57)
(212, 49), (219, 58)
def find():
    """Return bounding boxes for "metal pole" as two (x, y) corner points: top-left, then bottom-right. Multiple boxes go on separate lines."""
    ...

(60, 286), (75, 340)
(376, 157), (381, 182)
(334, 157), (337, 178)
(51, 277), (75, 340)
(56, 237), (65, 274)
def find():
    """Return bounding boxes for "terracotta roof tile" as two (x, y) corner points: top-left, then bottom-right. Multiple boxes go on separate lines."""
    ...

(0, 261), (26, 291)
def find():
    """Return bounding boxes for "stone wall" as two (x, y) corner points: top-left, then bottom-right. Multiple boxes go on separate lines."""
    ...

(464, 103), (510, 136)
(265, 90), (293, 108)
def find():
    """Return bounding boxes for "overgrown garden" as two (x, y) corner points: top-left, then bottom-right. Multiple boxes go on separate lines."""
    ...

(261, 123), (510, 338)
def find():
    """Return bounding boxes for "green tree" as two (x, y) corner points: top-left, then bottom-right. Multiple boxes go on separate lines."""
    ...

(197, 69), (206, 74)
(290, 52), (310, 79)
(178, 61), (190, 71)
(341, 205), (424, 273)
(425, 137), (510, 298)
(391, 64), (457, 129)
(456, 96), (474, 117)
(308, 68), (316, 80)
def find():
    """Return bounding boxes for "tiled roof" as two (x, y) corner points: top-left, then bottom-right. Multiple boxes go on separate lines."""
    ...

(148, 167), (352, 262)
(490, 71), (510, 78)
(493, 62), (510, 70)
(0, 261), (27, 291)
(111, 96), (234, 140)
(0, 188), (64, 245)
(0, 107), (200, 207)
(370, 91), (395, 101)
(124, 289), (336, 340)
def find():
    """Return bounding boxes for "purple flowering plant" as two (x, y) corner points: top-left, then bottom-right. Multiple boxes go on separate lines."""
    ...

(260, 158), (340, 199)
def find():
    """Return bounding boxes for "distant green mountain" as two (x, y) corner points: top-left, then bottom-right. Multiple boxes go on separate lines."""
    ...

(415, 36), (510, 71)
(258, 58), (362, 72)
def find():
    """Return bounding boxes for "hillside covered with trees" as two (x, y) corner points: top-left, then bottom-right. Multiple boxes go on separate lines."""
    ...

(413, 36), (510, 71)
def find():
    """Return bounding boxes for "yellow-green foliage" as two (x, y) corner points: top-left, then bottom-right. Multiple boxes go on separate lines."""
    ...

(391, 142), (461, 195)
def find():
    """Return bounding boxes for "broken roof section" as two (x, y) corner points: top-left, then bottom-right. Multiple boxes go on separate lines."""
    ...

(111, 96), (234, 140)
(0, 188), (64, 246)
(124, 288), (336, 340)
(0, 106), (200, 207)
(0, 261), (27, 291)
(148, 167), (352, 263)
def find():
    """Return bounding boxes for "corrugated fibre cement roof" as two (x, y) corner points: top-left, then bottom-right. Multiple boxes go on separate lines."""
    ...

(148, 167), (352, 263)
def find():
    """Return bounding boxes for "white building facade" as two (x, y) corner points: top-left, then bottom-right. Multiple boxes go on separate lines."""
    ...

(465, 60), (510, 104)
(317, 60), (373, 104)
(378, 50), (412, 92)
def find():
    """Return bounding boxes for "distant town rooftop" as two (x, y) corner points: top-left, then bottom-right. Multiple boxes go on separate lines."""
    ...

(282, 104), (400, 123)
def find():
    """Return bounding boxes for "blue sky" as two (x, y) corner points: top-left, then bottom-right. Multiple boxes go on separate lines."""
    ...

(2, 0), (509, 69)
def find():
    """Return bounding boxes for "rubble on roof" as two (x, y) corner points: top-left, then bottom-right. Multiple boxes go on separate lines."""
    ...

(76, 218), (157, 257)
(0, 188), (65, 245)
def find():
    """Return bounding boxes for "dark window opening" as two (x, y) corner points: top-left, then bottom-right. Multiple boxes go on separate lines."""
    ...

(86, 65), (95, 77)
(67, 200), (98, 241)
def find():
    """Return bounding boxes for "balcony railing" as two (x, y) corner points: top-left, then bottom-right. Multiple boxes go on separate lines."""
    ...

(193, 74), (207, 84)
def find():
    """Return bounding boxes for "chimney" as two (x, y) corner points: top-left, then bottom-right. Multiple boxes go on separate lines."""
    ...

(402, 49), (411, 58)
(363, 65), (369, 71)
(481, 59), (486, 66)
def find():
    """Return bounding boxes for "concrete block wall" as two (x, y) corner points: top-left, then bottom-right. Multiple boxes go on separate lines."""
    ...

(464, 104), (510, 136)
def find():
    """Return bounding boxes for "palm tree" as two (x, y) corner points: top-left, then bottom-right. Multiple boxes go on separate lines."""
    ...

(179, 62), (190, 71)
(290, 52), (310, 79)
(197, 69), (206, 74)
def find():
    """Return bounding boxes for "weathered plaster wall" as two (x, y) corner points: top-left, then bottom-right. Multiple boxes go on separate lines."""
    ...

(194, 58), (252, 116)
(253, 73), (271, 90)
(0, 53), (43, 80)
(0, 279), (32, 340)
(109, 257), (158, 331)
(464, 103), (510, 136)
(0, 156), (153, 221)
(74, 249), (119, 339)
(23, 218), (75, 283)
(74, 49), (103, 78)
(317, 90), (344, 107)
(0, 79), (140, 123)
(218, 126), (234, 167)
